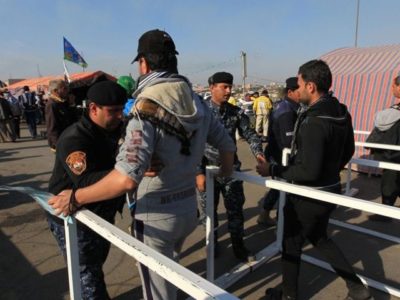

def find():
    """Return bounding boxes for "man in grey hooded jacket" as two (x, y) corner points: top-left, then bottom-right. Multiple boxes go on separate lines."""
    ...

(49, 29), (236, 300)
(368, 76), (400, 222)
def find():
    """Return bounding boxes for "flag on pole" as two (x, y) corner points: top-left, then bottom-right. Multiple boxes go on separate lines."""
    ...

(63, 60), (71, 83)
(63, 37), (88, 68)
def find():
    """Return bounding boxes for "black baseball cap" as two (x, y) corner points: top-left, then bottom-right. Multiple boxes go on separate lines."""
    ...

(286, 77), (299, 90)
(131, 29), (179, 64)
(87, 81), (127, 106)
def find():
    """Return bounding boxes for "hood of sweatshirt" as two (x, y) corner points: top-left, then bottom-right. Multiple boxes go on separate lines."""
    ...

(306, 95), (351, 127)
(374, 107), (400, 131)
(135, 76), (205, 134)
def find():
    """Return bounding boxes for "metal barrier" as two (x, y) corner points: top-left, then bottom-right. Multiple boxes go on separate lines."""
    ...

(205, 167), (400, 297)
(0, 186), (238, 300)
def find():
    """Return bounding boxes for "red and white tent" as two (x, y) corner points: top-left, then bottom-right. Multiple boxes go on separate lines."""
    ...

(321, 45), (400, 168)
(321, 44), (400, 133)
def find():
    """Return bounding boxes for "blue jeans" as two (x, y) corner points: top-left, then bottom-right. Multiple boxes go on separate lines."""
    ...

(24, 110), (37, 137)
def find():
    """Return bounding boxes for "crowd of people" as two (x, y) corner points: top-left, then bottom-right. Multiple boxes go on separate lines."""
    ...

(5, 29), (400, 300)
(0, 84), (47, 142)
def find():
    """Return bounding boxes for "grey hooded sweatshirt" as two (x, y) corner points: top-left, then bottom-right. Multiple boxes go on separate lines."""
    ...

(115, 76), (236, 221)
(374, 106), (400, 131)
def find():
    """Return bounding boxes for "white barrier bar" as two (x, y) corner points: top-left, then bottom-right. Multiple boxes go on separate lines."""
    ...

(215, 242), (279, 289)
(264, 179), (400, 219)
(302, 254), (400, 298)
(205, 168), (400, 297)
(351, 158), (400, 171)
(354, 130), (370, 135)
(206, 168), (216, 282)
(346, 157), (400, 195)
(329, 219), (400, 244)
(64, 217), (81, 300)
(75, 209), (239, 300)
(355, 141), (400, 151)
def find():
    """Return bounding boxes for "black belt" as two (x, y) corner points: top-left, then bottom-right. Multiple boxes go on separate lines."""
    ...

(160, 188), (196, 204)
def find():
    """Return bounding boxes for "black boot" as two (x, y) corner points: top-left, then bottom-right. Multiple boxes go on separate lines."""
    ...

(231, 237), (254, 262)
(214, 230), (219, 258)
(346, 283), (373, 300)
(265, 288), (296, 300)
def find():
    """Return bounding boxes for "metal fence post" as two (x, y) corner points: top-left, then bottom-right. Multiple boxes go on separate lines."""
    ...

(276, 189), (286, 252)
(276, 149), (289, 253)
(345, 162), (353, 195)
(206, 167), (215, 282)
(64, 217), (81, 300)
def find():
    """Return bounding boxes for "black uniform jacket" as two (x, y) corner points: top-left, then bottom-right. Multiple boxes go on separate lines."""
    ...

(272, 95), (355, 187)
(47, 113), (124, 223)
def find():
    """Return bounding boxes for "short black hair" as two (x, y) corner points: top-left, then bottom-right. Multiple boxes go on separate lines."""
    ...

(298, 59), (332, 93)
(394, 75), (400, 86)
(142, 52), (178, 74)
(261, 89), (269, 96)
(23, 85), (30, 91)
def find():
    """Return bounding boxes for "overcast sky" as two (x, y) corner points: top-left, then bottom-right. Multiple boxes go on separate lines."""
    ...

(1, 0), (399, 85)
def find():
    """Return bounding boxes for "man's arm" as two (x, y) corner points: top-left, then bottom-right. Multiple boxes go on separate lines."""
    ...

(49, 118), (156, 215)
(238, 110), (264, 158)
(341, 115), (355, 169)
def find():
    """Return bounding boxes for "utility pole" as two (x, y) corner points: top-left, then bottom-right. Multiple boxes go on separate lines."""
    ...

(241, 51), (247, 96)
(354, 0), (360, 47)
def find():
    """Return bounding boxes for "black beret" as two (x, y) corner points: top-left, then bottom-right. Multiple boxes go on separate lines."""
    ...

(286, 77), (299, 90)
(208, 72), (233, 85)
(87, 81), (127, 106)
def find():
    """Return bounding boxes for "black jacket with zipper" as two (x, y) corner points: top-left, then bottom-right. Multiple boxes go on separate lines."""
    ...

(272, 94), (355, 187)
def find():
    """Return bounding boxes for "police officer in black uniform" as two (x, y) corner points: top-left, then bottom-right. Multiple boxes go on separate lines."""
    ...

(197, 72), (265, 261)
(46, 81), (126, 300)
(257, 77), (300, 226)
(257, 60), (371, 300)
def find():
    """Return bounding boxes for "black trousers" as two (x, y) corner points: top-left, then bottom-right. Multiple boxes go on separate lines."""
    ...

(262, 188), (280, 210)
(11, 116), (20, 138)
(282, 190), (362, 298)
(381, 169), (400, 206)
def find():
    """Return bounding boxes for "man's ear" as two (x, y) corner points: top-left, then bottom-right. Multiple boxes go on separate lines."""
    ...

(308, 82), (317, 94)
(139, 57), (151, 75)
(88, 102), (97, 116)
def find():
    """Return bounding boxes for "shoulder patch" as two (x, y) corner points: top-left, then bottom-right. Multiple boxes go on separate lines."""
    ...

(66, 151), (87, 175)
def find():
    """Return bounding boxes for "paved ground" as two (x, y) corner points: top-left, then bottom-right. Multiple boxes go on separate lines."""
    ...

(1, 124), (399, 300)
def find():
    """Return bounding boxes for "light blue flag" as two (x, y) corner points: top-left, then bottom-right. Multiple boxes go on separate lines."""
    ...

(0, 185), (72, 223)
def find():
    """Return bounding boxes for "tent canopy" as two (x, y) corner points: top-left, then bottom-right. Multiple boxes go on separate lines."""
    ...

(7, 70), (116, 93)
(321, 45), (400, 132)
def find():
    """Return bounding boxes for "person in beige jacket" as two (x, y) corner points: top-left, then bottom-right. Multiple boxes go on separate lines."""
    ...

(253, 89), (273, 141)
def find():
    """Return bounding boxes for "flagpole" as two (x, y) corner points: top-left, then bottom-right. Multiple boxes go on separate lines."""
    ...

(63, 60), (71, 83)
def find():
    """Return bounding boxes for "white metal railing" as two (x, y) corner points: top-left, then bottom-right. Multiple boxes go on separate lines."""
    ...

(205, 167), (400, 297)
(354, 130), (371, 135)
(0, 186), (238, 300)
(355, 141), (400, 152)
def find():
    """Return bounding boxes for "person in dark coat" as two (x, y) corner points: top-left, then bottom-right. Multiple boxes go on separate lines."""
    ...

(257, 77), (300, 226)
(46, 81), (126, 299)
(367, 75), (400, 222)
(18, 85), (38, 138)
(45, 79), (77, 151)
(257, 60), (371, 300)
